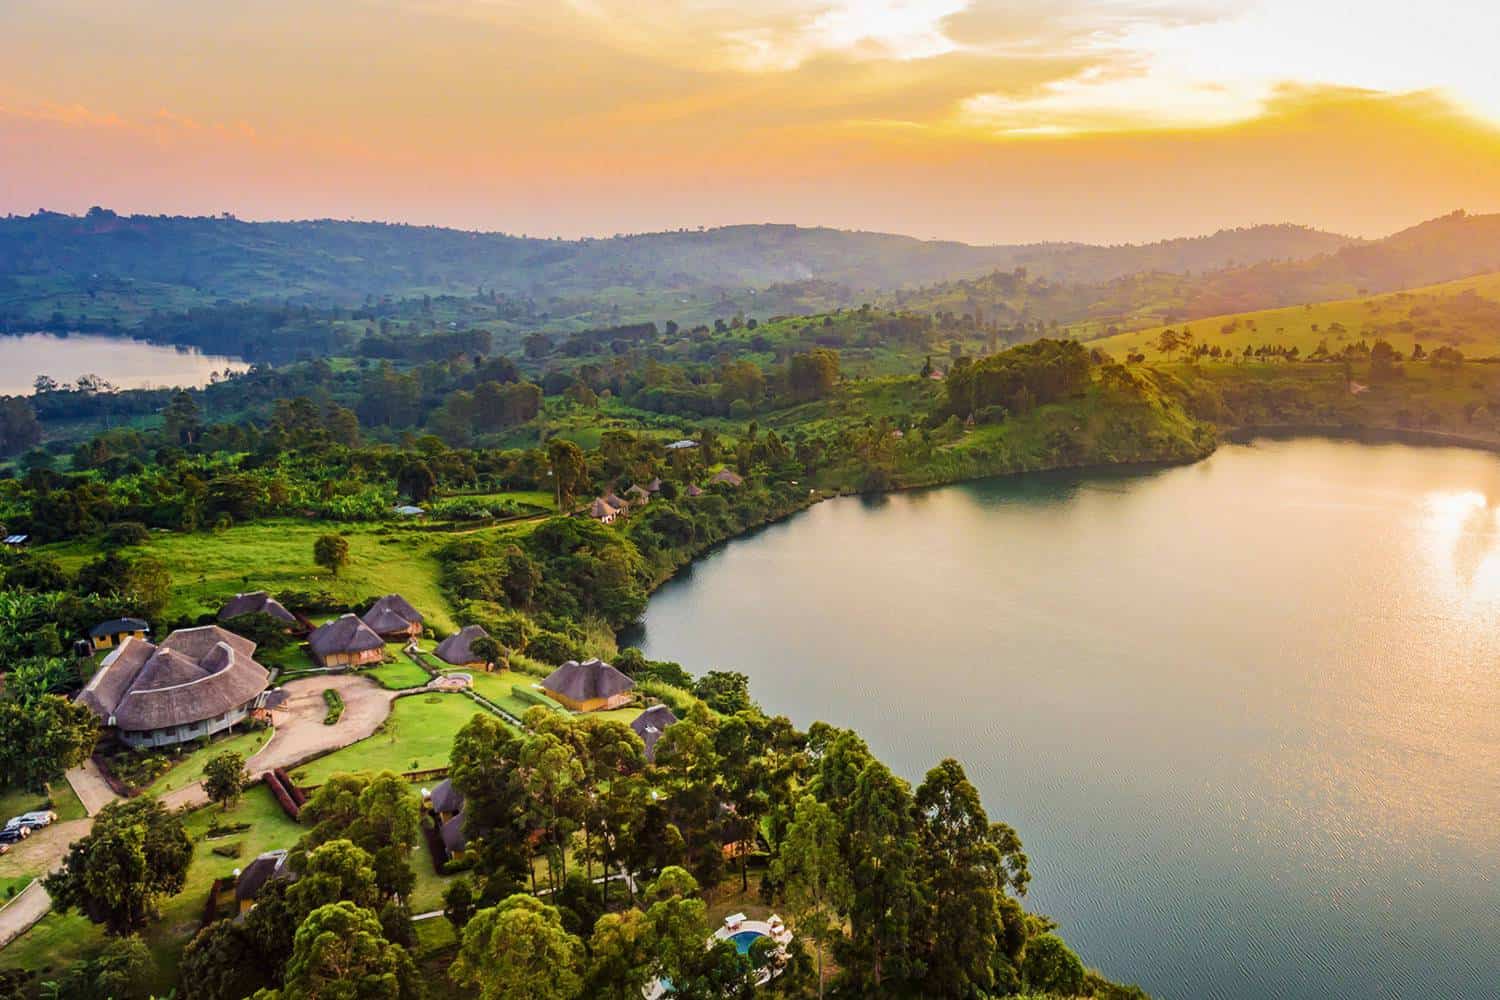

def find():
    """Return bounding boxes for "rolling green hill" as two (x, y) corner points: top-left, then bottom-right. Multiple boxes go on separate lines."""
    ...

(1086, 271), (1500, 361)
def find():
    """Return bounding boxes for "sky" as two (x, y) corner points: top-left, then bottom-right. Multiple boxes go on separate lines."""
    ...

(3, 0), (1500, 245)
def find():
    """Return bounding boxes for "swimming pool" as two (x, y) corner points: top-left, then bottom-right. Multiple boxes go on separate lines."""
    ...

(728, 929), (766, 955)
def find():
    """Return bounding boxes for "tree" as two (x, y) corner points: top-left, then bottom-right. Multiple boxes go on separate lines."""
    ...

(693, 671), (753, 714)
(773, 796), (849, 998)
(1021, 933), (1086, 995)
(162, 391), (202, 444)
(0, 694), (97, 792)
(396, 459), (436, 504)
(203, 751), (247, 810)
(469, 635), (505, 669)
(451, 894), (585, 1000)
(547, 438), (589, 511)
(45, 797), (193, 935)
(911, 758), (1029, 997)
(75, 553), (172, 619)
(313, 534), (349, 577)
(840, 760), (922, 993)
(0, 397), (42, 457)
(1155, 328), (1182, 359)
(585, 909), (656, 1000)
(298, 773), (420, 864)
(443, 876), (477, 932)
(273, 901), (420, 1000)
(181, 920), (259, 1000)
(287, 840), (381, 917)
(53, 933), (154, 1000)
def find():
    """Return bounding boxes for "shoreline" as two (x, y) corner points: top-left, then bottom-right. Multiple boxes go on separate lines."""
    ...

(628, 420), (1500, 634)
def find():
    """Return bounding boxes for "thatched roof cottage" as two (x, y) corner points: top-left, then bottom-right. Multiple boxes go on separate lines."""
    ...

(235, 848), (294, 913)
(434, 625), (497, 670)
(361, 594), (423, 639)
(541, 658), (634, 713)
(76, 625), (270, 749)
(218, 591), (300, 629)
(631, 704), (679, 762)
(307, 614), (385, 669)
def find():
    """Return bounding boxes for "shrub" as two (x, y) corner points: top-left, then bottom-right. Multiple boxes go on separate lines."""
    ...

(205, 820), (252, 838)
(510, 684), (556, 710)
(211, 843), (243, 858)
(103, 521), (150, 547)
(526, 629), (581, 665)
(322, 688), (345, 725)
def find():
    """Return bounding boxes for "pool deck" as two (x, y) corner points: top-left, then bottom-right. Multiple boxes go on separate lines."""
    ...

(644, 917), (794, 998)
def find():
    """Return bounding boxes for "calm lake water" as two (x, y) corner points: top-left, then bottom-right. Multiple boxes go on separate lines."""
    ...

(638, 438), (1500, 1000)
(0, 333), (244, 395)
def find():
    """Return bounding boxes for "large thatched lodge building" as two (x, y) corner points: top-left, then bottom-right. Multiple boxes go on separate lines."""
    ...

(76, 625), (271, 748)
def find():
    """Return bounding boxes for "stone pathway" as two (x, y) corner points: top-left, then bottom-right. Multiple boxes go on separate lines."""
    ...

(0, 881), (51, 950)
(64, 758), (120, 816)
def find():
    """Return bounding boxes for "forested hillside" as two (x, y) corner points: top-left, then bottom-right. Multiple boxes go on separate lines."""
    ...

(0, 209), (1354, 334)
(895, 211), (1500, 337)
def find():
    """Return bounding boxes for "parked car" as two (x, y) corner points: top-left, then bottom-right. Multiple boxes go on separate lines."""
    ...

(7, 810), (56, 831)
(0, 826), (29, 845)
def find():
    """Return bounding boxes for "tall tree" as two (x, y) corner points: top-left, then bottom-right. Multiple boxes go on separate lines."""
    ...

(547, 438), (589, 511)
(584, 909), (656, 1000)
(268, 901), (420, 1000)
(202, 750), (247, 810)
(912, 758), (1030, 998)
(450, 894), (585, 1000)
(46, 797), (193, 935)
(774, 795), (850, 998)
(840, 760), (922, 994)
(0, 693), (96, 793)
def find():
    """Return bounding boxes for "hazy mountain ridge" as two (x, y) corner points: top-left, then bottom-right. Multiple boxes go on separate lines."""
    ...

(0, 209), (1355, 323)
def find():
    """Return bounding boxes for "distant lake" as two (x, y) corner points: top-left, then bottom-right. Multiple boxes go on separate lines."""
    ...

(637, 438), (1500, 1000)
(0, 333), (245, 395)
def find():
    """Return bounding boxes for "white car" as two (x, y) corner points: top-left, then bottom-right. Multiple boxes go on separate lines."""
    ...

(3, 810), (55, 834)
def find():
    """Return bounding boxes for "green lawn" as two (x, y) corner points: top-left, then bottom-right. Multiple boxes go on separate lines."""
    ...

(0, 780), (86, 826)
(39, 519), (460, 633)
(145, 727), (274, 797)
(366, 653), (432, 691)
(464, 670), (561, 721)
(291, 694), (485, 786)
(588, 706), (645, 727)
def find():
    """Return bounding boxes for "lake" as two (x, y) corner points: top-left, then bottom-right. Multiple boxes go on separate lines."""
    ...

(637, 438), (1500, 1000)
(0, 333), (245, 395)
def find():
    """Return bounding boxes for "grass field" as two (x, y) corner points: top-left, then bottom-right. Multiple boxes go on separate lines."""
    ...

(0, 781), (86, 826)
(463, 670), (565, 721)
(145, 727), (274, 797)
(1088, 271), (1500, 362)
(367, 653), (432, 690)
(39, 519), (460, 633)
(291, 694), (484, 785)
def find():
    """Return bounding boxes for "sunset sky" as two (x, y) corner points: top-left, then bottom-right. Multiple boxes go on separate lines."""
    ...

(4, 0), (1500, 244)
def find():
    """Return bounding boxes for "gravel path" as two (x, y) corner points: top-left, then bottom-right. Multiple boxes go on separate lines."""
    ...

(64, 759), (120, 816)
(248, 674), (403, 774)
(0, 881), (51, 950)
